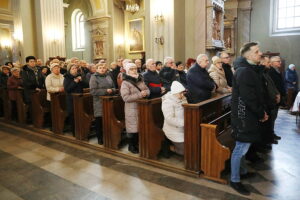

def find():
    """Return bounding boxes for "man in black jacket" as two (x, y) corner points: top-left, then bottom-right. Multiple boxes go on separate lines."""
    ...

(21, 56), (42, 123)
(220, 52), (234, 87)
(268, 56), (285, 141)
(143, 59), (165, 98)
(230, 42), (268, 195)
(186, 54), (215, 103)
(159, 57), (179, 91)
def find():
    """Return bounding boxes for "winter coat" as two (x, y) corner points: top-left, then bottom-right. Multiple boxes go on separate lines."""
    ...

(45, 73), (64, 101)
(285, 68), (298, 91)
(111, 66), (121, 88)
(161, 92), (187, 143)
(208, 64), (231, 94)
(7, 76), (23, 101)
(186, 63), (216, 103)
(263, 67), (280, 108)
(143, 70), (163, 99)
(177, 70), (187, 88)
(20, 65), (40, 104)
(0, 73), (9, 89)
(63, 73), (84, 114)
(231, 57), (266, 143)
(159, 66), (180, 91)
(222, 63), (234, 87)
(89, 72), (116, 117)
(268, 67), (286, 97)
(120, 74), (150, 133)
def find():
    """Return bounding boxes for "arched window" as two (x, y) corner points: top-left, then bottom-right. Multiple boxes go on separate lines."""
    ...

(71, 9), (85, 51)
(271, 0), (300, 36)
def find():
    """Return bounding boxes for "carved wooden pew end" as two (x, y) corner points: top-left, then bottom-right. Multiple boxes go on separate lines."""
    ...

(200, 111), (234, 184)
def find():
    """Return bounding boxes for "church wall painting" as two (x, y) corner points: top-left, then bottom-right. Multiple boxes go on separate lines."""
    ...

(128, 18), (144, 53)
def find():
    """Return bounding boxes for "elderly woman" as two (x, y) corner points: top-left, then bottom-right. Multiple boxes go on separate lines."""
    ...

(45, 63), (64, 101)
(285, 64), (298, 92)
(90, 63), (116, 145)
(7, 67), (23, 121)
(162, 81), (187, 155)
(208, 56), (232, 94)
(64, 63), (84, 135)
(120, 63), (150, 154)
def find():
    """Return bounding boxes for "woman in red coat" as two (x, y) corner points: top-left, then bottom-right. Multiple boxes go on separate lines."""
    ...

(7, 68), (23, 121)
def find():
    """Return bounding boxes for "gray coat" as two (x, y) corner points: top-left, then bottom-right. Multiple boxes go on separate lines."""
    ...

(120, 74), (150, 133)
(89, 73), (116, 117)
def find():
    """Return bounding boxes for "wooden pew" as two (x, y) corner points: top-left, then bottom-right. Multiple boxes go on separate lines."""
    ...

(0, 88), (11, 121)
(102, 96), (125, 149)
(73, 93), (94, 141)
(183, 93), (231, 173)
(15, 89), (28, 124)
(31, 89), (50, 128)
(200, 111), (233, 183)
(137, 98), (165, 159)
(50, 92), (67, 134)
(287, 88), (295, 109)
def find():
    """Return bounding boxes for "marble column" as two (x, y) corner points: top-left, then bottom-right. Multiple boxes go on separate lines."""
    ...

(237, 0), (252, 53)
(34, 0), (66, 61)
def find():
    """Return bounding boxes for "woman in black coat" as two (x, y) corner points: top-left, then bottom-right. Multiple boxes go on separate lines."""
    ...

(63, 64), (84, 135)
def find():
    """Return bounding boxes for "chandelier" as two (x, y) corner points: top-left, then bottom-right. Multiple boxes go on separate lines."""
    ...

(125, 0), (140, 14)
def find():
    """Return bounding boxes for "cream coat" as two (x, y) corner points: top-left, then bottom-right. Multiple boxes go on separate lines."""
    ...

(45, 73), (64, 101)
(208, 64), (231, 94)
(161, 92), (187, 143)
(120, 75), (150, 133)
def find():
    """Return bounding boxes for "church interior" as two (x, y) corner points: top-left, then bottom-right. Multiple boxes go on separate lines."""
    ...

(1, 0), (300, 199)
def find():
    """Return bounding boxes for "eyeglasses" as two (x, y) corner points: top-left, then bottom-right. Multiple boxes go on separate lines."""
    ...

(273, 61), (281, 63)
(222, 57), (230, 59)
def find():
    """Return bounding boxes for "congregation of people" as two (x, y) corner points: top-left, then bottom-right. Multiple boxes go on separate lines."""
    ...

(0, 42), (298, 195)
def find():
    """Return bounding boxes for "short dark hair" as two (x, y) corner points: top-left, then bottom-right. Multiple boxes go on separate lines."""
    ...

(26, 56), (36, 63)
(240, 42), (259, 56)
(176, 61), (183, 66)
(155, 61), (162, 66)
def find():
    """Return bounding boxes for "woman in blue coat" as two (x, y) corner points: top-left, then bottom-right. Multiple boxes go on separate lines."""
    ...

(285, 64), (298, 92)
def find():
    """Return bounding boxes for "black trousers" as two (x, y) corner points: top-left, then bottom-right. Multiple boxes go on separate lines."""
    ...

(10, 100), (17, 121)
(95, 117), (103, 141)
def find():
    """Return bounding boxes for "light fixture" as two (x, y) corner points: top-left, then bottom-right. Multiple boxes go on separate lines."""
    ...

(125, 0), (140, 14)
(154, 14), (164, 23)
(0, 38), (12, 48)
(155, 36), (164, 45)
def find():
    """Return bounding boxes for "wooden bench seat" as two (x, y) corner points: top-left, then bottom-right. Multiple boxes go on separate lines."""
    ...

(137, 98), (165, 160)
(31, 89), (50, 128)
(102, 96), (125, 149)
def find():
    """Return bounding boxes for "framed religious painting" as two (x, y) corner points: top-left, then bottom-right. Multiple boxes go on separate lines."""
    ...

(128, 18), (145, 53)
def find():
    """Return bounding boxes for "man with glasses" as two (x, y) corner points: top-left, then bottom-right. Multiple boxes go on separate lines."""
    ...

(268, 56), (285, 141)
(159, 57), (180, 91)
(220, 52), (234, 87)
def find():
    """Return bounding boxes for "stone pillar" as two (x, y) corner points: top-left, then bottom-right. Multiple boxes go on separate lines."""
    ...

(34, 0), (66, 61)
(12, 0), (37, 63)
(237, 0), (252, 53)
(87, 17), (110, 63)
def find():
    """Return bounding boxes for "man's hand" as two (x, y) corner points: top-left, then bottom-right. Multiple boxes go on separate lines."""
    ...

(59, 87), (64, 92)
(161, 87), (166, 94)
(36, 88), (41, 92)
(275, 94), (280, 104)
(260, 112), (269, 122)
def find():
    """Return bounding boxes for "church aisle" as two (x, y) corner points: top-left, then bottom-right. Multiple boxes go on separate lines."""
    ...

(0, 109), (298, 200)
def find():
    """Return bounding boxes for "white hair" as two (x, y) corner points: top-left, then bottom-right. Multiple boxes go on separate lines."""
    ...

(164, 57), (174, 65)
(146, 59), (154, 67)
(270, 56), (281, 62)
(196, 54), (208, 64)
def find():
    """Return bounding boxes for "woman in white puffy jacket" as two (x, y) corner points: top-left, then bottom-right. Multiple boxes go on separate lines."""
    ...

(161, 81), (187, 155)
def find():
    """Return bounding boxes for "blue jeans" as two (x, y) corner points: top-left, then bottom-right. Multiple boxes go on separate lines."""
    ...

(231, 141), (251, 182)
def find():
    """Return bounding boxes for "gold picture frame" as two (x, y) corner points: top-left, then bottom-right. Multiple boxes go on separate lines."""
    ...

(128, 18), (145, 53)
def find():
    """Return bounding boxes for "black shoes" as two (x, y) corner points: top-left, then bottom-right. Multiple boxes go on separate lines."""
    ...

(97, 139), (103, 145)
(128, 145), (139, 154)
(230, 181), (250, 195)
(240, 172), (256, 179)
(273, 134), (281, 140)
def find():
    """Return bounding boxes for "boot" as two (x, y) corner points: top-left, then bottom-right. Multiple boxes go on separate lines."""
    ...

(160, 139), (172, 158)
(128, 133), (138, 154)
(133, 133), (139, 152)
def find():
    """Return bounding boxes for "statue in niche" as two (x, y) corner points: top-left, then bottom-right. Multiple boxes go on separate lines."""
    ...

(224, 28), (232, 49)
(212, 18), (221, 40)
(92, 27), (106, 59)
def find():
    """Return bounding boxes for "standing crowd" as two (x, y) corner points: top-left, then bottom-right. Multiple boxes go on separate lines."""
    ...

(0, 42), (298, 196)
